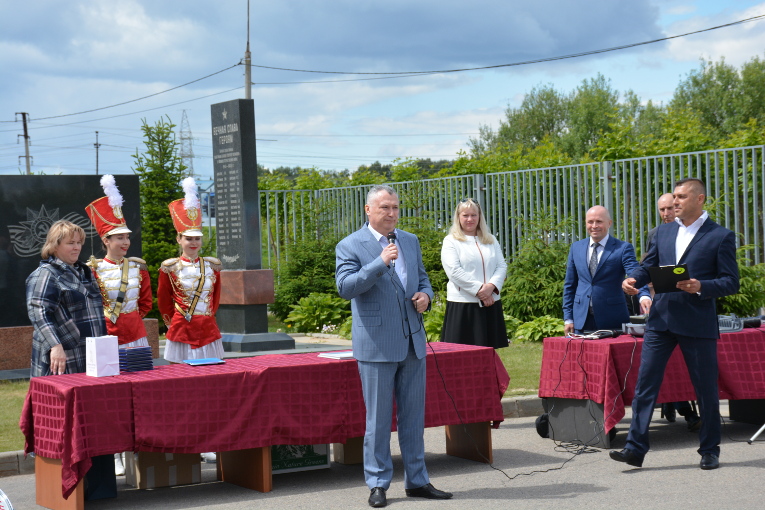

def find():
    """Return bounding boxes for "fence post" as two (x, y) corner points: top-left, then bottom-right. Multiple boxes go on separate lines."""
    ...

(474, 173), (485, 207)
(601, 160), (614, 217)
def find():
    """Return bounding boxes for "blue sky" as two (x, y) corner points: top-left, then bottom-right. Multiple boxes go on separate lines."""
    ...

(1, 0), (764, 180)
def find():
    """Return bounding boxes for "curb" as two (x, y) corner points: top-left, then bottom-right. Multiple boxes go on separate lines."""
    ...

(0, 451), (34, 478)
(501, 395), (544, 419)
(0, 396), (542, 478)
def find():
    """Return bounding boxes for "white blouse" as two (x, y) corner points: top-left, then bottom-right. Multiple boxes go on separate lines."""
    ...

(441, 234), (507, 303)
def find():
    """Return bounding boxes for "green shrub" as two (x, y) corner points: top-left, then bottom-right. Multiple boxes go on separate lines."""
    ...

(503, 313), (523, 340)
(285, 292), (350, 333)
(718, 245), (765, 317)
(423, 292), (447, 342)
(272, 237), (340, 322)
(512, 315), (565, 343)
(502, 212), (573, 322)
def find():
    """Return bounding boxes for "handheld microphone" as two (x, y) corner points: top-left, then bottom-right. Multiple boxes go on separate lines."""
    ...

(386, 231), (396, 267)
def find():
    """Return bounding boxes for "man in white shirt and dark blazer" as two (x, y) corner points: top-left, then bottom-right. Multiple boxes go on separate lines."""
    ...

(563, 205), (651, 335)
(335, 185), (452, 508)
(613, 178), (739, 470)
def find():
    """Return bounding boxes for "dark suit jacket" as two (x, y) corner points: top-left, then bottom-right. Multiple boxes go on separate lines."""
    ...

(630, 218), (739, 339)
(563, 235), (648, 331)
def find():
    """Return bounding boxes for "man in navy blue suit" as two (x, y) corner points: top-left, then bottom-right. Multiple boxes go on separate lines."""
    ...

(612, 178), (739, 470)
(563, 205), (651, 335)
(336, 185), (452, 508)
(649, 193), (701, 429)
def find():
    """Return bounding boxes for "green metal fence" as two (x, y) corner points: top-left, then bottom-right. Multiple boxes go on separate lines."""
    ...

(258, 145), (765, 272)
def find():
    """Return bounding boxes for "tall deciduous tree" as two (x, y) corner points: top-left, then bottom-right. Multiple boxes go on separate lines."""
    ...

(132, 116), (187, 324)
(561, 74), (620, 158)
(671, 58), (742, 138)
(494, 84), (568, 150)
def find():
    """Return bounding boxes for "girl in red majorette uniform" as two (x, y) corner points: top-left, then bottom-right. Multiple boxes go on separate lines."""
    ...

(158, 177), (223, 363)
(85, 175), (152, 348)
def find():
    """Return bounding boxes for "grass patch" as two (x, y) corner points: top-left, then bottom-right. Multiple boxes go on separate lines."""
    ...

(495, 342), (543, 397)
(0, 380), (29, 453)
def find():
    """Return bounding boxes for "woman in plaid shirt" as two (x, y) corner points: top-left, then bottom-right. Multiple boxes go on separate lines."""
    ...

(26, 220), (106, 377)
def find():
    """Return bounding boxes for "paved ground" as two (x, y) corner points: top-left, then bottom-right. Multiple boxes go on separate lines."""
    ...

(1, 403), (764, 509)
(2, 336), (764, 509)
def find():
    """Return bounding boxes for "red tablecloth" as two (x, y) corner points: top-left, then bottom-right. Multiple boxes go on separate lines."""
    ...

(20, 342), (509, 499)
(538, 328), (765, 433)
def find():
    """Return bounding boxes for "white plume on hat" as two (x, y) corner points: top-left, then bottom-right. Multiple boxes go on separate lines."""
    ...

(100, 174), (124, 208)
(182, 177), (200, 211)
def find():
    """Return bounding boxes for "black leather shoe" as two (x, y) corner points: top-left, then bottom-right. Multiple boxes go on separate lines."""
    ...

(700, 453), (719, 470)
(687, 414), (702, 431)
(609, 448), (643, 467)
(663, 403), (676, 423)
(368, 487), (387, 508)
(405, 483), (453, 499)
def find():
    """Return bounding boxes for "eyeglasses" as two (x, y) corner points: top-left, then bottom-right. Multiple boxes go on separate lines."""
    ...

(459, 198), (480, 208)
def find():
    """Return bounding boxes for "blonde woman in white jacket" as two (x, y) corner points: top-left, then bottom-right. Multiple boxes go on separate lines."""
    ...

(440, 198), (508, 348)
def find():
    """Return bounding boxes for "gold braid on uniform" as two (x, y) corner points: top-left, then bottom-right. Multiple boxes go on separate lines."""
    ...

(86, 257), (111, 306)
(160, 258), (180, 327)
(162, 257), (193, 311)
(203, 257), (222, 272)
(128, 257), (148, 271)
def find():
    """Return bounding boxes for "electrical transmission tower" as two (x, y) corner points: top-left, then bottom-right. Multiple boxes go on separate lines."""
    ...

(179, 110), (195, 178)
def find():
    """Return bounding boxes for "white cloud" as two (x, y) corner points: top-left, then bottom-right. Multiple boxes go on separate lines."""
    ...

(664, 3), (765, 66)
(69, 1), (205, 71)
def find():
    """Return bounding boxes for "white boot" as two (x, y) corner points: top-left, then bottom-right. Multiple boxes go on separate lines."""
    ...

(114, 453), (125, 476)
(201, 452), (217, 463)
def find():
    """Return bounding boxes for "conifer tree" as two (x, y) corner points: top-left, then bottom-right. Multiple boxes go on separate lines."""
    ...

(132, 116), (187, 323)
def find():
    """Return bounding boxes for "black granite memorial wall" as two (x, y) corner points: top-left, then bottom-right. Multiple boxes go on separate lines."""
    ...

(0, 175), (141, 327)
(210, 99), (293, 351)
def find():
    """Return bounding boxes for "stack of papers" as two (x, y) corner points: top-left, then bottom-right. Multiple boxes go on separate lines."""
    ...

(119, 346), (153, 372)
(318, 350), (355, 360)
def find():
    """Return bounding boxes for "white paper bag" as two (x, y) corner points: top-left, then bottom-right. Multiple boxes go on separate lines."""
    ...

(86, 335), (120, 377)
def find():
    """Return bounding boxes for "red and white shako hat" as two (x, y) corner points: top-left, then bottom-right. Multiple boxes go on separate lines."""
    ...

(168, 177), (203, 236)
(85, 174), (132, 238)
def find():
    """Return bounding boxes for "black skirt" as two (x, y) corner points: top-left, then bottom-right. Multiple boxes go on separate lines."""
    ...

(440, 300), (509, 349)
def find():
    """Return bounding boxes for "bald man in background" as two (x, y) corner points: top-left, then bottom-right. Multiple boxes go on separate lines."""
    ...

(646, 193), (675, 250)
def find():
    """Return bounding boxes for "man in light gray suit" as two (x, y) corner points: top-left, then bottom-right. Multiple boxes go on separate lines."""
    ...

(336, 185), (452, 508)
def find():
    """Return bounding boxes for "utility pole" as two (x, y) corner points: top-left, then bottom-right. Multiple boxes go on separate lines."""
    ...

(244, 0), (251, 99)
(94, 131), (101, 175)
(15, 112), (32, 174)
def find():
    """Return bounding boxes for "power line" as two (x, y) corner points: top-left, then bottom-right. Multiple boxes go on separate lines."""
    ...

(251, 13), (765, 75)
(0, 64), (240, 123)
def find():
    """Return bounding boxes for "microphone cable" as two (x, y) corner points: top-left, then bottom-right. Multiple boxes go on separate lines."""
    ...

(422, 313), (605, 481)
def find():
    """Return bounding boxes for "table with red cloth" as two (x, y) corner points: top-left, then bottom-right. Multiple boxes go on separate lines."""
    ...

(21, 342), (509, 504)
(538, 328), (765, 434)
